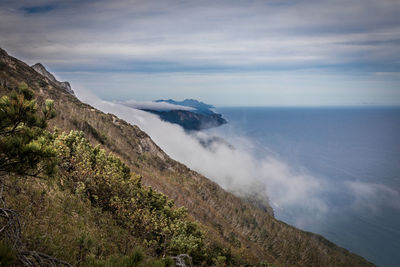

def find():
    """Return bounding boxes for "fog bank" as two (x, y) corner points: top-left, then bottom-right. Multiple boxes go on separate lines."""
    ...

(75, 86), (400, 233)
(75, 86), (328, 218)
(119, 99), (195, 111)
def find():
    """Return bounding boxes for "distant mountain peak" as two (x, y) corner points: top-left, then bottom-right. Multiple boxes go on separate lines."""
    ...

(32, 62), (45, 68)
(31, 63), (74, 95)
(32, 63), (57, 81)
(143, 98), (226, 130)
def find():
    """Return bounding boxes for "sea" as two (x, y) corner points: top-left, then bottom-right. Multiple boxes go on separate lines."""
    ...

(207, 107), (400, 267)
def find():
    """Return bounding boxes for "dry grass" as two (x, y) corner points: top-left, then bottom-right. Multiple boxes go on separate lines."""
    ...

(0, 47), (376, 266)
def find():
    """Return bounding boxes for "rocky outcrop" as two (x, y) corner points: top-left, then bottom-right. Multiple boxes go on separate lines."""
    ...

(143, 108), (227, 130)
(142, 99), (227, 130)
(31, 63), (74, 95)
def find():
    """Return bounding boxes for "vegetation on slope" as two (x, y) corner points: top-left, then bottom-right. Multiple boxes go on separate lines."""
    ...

(54, 130), (206, 263)
(0, 82), (56, 178)
(1, 86), (257, 266)
(0, 47), (376, 266)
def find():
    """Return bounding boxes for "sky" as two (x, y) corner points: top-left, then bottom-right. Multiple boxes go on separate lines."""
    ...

(1, 0), (400, 106)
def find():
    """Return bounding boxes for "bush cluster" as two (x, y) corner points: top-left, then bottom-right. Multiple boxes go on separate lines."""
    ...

(54, 130), (206, 263)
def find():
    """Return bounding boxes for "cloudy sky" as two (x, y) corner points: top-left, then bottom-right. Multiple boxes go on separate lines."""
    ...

(1, 0), (400, 106)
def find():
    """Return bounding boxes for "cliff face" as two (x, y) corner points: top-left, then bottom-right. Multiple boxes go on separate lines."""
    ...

(135, 98), (227, 130)
(143, 109), (227, 130)
(0, 47), (375, 266)
(31, 63), (74, 95)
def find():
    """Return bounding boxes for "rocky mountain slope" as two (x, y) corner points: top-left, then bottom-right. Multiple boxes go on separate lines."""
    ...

(31, 63), (74, 95)
(0, 47), (375, 266)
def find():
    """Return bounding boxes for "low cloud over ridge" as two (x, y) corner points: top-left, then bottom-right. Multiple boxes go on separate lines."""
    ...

(74, 85), (400, 232)
(119, 99), (195, 111)
(74, 85), (329, 225)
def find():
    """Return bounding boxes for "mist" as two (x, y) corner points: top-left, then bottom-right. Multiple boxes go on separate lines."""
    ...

(119, 99), (195, 111)
(74, 85), (400, 233)
(75, 86), (328, 219)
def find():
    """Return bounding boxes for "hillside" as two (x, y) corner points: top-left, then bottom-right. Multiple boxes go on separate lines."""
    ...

(31, 63), (74, 95)
(0, 48), (375, 266)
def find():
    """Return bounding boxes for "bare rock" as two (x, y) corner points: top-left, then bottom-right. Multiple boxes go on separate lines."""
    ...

(31, 63), (74, 95)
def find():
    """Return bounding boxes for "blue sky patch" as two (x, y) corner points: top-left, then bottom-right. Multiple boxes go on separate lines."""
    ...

(21, 4), (57, 14)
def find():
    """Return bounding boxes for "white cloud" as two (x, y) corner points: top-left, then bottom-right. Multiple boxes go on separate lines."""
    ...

(1, 0), (399, 69)
(346, 181), (400, 213)
(74, 83), (400, 233)
(74, 84), (329, 223)
(1, 0), (399, 106)
(119, 99), (195, 111)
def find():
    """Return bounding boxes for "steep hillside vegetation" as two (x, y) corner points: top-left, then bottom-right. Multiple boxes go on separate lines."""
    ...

(0, 48), (375, 266)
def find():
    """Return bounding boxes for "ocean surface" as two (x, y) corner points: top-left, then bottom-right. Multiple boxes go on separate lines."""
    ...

(208, 107), (400, 267)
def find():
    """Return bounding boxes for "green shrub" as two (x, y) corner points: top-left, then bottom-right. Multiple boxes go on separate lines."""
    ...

(0, 83), (57, 177)
(54, 131), (205, 262)
(38, 79), (48, 87)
